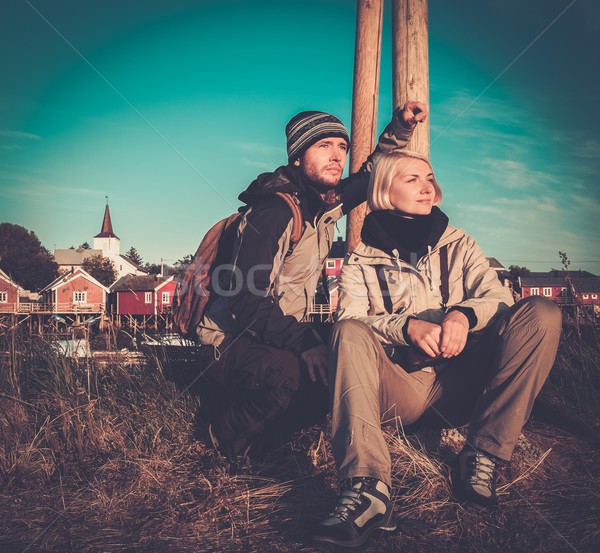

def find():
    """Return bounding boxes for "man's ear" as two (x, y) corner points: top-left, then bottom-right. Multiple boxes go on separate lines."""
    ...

(293, 158), (301, 167)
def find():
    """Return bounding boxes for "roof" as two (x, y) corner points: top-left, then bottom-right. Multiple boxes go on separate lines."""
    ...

(119, 254), (147, 273)
(0, 268), (22, 289)
(521, 271), (600, 293)
(54, 248), (103, 265)
(487, 257), (505, 270)
(94, 204), (119, 239)
(528, 270), (597, 279)
(110, 274), (171, 292)
(40, 268), (110, 294)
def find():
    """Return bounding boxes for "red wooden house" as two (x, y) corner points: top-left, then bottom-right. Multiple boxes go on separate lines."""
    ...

(325, 237), (346, 279)
(40, 268), (109, 313)
(110, 275), (177, 316)
(520, 270), (600, 308)
(0, 268), (21, 313)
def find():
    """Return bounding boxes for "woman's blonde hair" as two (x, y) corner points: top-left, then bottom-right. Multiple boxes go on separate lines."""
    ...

(367, 150), (442, 211)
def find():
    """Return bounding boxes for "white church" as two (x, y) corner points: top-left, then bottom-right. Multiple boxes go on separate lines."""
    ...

(54, 203), (147, 281)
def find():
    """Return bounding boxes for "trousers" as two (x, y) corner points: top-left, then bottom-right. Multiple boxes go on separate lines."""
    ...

(329, 296), (562, 487)
(199, 331), (329, 456)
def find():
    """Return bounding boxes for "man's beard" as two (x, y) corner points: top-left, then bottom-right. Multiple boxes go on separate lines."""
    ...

(300, 169), (341, 207)
(301, 166), (341, 191)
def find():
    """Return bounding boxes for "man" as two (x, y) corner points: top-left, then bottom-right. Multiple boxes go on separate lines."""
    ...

(195, 102), (428, 460)
(313, 150), (562, 550)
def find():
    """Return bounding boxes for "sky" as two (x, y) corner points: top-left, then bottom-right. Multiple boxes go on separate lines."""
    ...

(1, 0), (599, 272)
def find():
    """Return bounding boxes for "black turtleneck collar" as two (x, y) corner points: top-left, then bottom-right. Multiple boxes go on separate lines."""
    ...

(361, 207), (449, 263)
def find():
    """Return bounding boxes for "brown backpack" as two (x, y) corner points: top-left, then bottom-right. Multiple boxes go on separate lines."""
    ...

(173, 192), (304, 339)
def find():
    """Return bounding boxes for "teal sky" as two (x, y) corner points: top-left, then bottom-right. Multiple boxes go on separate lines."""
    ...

(1, 0), (599, 272)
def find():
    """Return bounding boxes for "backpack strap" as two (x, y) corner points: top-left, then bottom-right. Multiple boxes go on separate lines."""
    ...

(375, 265), (394, 314)
(439, 245), (449, 309)
(275, 191), (304, 255)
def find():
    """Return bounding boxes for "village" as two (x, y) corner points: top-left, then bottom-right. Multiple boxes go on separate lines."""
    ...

(1, 203), (599, 347)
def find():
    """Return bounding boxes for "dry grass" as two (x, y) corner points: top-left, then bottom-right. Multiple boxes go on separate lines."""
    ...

(1, 325), (599, 553)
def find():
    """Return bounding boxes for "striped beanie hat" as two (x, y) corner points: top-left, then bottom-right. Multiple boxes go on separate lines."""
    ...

(285, 111), (350, 162)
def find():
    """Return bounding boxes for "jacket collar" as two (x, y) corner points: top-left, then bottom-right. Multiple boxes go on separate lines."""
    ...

(348, 224), (465, 266)
(238, 165), (336, 221)
(361, 207), (449, 262)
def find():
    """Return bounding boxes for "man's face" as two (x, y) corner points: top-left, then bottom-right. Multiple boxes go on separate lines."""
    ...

(296, 137), (348, 187)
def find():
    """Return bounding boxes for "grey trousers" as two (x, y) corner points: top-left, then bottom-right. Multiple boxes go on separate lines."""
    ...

(329, 296), (562, 487)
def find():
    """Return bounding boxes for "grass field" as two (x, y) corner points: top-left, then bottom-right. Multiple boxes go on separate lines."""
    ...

(1, 323), (599, 552)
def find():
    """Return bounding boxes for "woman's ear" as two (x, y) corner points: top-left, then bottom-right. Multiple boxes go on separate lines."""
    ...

(293, 158), (301, 167)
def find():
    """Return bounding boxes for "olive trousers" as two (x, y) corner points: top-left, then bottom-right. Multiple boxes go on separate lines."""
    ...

(329, 296), (562, 487)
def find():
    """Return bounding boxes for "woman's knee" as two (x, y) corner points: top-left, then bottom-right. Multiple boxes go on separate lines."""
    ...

(331, 318), (374, 346)
(517, 295), (562, 329)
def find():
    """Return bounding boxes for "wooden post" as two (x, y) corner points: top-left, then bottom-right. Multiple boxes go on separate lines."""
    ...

(392, 0), (429, 155)
(346, 0), (384, 253)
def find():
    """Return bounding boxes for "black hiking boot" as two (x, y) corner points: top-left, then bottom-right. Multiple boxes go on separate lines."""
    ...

(453, 447), (499, 509)
(313, 477), (396, 550)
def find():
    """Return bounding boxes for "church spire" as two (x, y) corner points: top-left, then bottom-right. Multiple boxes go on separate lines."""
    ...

(94, 201), (119, 239)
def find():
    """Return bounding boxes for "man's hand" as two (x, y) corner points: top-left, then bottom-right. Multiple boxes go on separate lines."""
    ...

(300, 344), (329, 385)
(406, 319), (441, 358)
(440, 310), (469, 358)
(400, 101), (428, 129)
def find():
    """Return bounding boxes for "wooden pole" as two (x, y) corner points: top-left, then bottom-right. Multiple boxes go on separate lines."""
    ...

(392, 0), (429, 155)
(346, 0), (384, 253)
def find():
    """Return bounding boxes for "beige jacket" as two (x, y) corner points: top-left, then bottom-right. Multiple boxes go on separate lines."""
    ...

(337, 225), (514, 347)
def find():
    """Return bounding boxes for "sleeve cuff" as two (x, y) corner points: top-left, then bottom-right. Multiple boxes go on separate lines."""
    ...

(448, 306), (477, 329)
(402, 315), (418, 344)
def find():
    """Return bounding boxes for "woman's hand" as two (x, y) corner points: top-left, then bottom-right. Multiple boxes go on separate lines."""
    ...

(440, 310), (469, 358)
(406, 318), (442, 357)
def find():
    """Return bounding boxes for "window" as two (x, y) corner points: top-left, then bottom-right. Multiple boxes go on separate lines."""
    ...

(326, 260), (336, 269)
(145, 292), (152, 304)
(530, 288), (539, 296)
(543, 288), (552, 297)
(73, 291), (87, 303)
(592, 294), (598, 300)
(162, 291), (170, 304)
(560, 287), (567, 297)
(0, 291), (7, 303)
(582, 294), (589, 300)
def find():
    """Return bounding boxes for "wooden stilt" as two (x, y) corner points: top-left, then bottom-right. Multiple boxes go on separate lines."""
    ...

(346, 0), (384, 253)
(392, 0), (430, 155)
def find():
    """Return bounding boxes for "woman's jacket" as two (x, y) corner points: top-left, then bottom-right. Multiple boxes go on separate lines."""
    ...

(337, 222), (515, 348)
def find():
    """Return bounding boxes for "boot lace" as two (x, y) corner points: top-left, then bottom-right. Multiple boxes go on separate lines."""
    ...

(466, 451), (496, 490)
(329, 478), (372, 522)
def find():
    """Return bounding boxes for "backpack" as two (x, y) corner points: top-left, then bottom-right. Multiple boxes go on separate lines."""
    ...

(173, 192), (304, 339)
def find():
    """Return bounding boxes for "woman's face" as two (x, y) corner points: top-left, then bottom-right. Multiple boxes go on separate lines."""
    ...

(387, 157), (436, 216)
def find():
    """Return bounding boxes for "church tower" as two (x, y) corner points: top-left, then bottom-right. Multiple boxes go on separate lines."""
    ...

(93, 202), (120, 257)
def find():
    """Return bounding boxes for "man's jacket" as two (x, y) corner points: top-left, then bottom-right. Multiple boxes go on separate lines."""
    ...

(197, 109), (414, 354)
(337, 219), (515, 348)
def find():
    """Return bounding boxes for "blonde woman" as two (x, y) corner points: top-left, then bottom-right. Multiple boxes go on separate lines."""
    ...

(313, 151), (561, 550)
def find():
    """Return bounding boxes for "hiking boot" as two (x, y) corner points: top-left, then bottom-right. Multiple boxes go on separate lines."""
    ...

(453, 448), (499, 509)
(313, 477), (396, 550)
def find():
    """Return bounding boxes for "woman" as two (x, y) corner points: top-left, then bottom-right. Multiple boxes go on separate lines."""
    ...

(313, 151), (562, 551)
